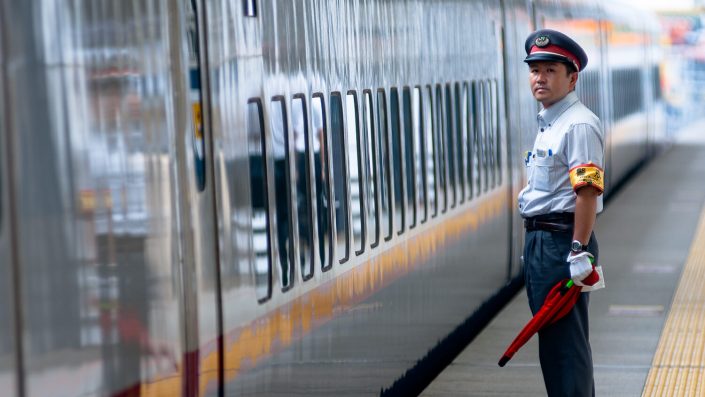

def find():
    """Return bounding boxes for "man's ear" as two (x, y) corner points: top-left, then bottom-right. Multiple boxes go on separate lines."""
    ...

(570, 72), (579, 89)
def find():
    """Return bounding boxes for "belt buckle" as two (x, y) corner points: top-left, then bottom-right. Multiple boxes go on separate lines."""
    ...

(524, 218), (535, 230)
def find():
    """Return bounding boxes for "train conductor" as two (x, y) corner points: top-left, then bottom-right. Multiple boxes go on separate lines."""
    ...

(518, 29), (605, 396)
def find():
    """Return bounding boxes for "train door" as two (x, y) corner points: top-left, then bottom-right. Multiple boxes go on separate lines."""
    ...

(189, 0), (276, 395)
(0, 22), (20, 396)
(179, 0), (224, 395)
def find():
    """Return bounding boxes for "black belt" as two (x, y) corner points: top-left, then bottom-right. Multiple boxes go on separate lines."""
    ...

(524, 213), (574, 233)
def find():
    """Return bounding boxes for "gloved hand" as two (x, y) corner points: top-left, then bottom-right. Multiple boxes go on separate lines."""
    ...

(567, 251), (597, 286)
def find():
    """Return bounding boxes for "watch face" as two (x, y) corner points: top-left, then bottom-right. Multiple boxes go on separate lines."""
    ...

(571, 240), (583, 252)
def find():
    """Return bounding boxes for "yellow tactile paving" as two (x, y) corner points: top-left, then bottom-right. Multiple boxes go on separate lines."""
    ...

(642, 205), (705, 396)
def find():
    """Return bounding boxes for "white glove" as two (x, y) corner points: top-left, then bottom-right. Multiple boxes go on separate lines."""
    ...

(567, 251), (594, 286)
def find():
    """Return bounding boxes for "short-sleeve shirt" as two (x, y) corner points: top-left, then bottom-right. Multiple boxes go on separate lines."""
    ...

(518, 91), (605, 218)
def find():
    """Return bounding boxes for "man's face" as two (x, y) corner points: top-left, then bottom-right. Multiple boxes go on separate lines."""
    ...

(528, 61), (578, 108)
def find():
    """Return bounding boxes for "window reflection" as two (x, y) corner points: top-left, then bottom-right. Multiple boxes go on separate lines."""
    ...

(346, 93), (364, 254)
(472, 81), (483, 196)
(462, 82), (472, 200)
(412, 87), (426, 223)
(376, 90), (392, 241)
(243, 0), (257, 17)
(455, 82), (465, 203)
(247, 100), (271, 300)
(390, 88), (404, 235)
(425, 86), (437, 217)
(270, 98), (293, 288)
(444, 84), (456, 208)
(330, 93), (349, 263)
(435, 85), (447, 213)
(363, 92), (379, 248)
(491, 79), (501, 186)
(483, 80), (492, 191)
(402, 87), (416, 228)
(311, 95), (331, 271)
(292, 96), (313, 279)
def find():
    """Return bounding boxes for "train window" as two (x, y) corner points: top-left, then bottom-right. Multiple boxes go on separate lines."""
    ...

(376, 89), (393, 241)
(402, 87), (416, 229)
(485, 80), (495, 189)
(330, 93), (349, 264)
(270, 98), (294, 289)
(455, 82), (466, 204)
(412, 87), (426, 224)
(425, 86), (437, 217)
(312, 94), (332, 271)
(292, 96), (313, 280)
(483, 80), (491, 192)
(363, 91), (379, 248)
(346, 92), (365, 255)
(465, 82), (474, 200)
(247, 99), (271, 302)
(492, 79), (502, 186)
(435, 85), (447, 213)
(444, 84), (456, 208)
(578, 70), (599, 117)
(390, 88), (405, 235)
(243, 0), (257, 17)
(482, 80), (494, 190)
(472, 81), (483, 196)
(612, 68), (643, 120)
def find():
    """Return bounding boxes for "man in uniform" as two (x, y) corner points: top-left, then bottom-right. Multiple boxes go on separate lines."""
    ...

(518, 29), (605, 396)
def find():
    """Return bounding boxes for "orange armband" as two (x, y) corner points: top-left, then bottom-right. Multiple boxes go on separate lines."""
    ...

(569, 163), (604, 194)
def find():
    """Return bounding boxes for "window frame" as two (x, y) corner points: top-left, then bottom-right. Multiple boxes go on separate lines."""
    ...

(444, 83), (456, 209)
(390, 87), (405, 236)
(270, 96), (295, 291)
(434, 84), (447, 214)
(292, 94), (314, 281)
(312, 93), (333, 272)
(376, 88), (393, 242)
(247, 98), (272, 303)
(345, 90), (366, 256)
(425, 85), (438, 218)
(362, 89), (380, 249)
(402, 86), (417, 229)
(330, 92), (350, 264)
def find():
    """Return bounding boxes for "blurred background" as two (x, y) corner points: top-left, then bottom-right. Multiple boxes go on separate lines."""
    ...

(625, 0), (705, 133)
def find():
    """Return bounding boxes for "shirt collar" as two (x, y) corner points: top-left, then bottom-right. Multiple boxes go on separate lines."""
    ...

(537, 91), (579, 129)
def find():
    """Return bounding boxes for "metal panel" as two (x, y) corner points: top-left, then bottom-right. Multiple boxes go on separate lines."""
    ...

(1, 1), (187, 395)
(0, 9), (19, 395)
(213, 0), (513, 394)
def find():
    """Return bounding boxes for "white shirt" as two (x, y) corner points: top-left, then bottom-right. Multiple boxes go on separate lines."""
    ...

(518, 91), (605, 217)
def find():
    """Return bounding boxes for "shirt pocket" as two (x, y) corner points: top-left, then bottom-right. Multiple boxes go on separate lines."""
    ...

(532, 156), (555, 192)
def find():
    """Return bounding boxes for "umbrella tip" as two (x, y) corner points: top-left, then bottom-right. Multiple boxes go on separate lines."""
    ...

(498, 356), (510, 367)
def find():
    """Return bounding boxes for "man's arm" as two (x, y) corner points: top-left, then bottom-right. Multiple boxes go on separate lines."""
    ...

(573, 186), (600, 246)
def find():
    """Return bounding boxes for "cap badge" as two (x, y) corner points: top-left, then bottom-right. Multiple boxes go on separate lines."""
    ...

(535, 35), (550, 47)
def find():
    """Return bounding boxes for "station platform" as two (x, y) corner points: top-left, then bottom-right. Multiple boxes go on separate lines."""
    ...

(421, 122), (705, 396)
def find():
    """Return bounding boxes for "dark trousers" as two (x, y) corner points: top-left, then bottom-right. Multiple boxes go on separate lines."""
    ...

(523, 230), (598, 397)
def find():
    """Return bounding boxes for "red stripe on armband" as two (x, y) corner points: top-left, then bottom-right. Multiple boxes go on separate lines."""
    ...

(569, 163), (604, 194)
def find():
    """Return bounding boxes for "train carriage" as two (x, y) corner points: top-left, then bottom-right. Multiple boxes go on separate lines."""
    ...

(0, 0), (663, 396)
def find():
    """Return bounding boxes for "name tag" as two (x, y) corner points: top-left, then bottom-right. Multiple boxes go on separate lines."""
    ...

(535, 148), (552, 158)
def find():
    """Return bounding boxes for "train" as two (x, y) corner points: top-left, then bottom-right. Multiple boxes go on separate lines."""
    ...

(0, 0), (663, 396)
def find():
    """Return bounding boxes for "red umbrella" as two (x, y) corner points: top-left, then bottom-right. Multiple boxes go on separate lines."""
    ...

(498, 269), (599, 367)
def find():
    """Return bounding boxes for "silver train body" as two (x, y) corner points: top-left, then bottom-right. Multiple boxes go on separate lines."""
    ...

(0, 0), (661, 396)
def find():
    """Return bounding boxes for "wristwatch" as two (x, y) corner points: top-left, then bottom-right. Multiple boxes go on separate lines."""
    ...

(571, 240), (588, 253)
